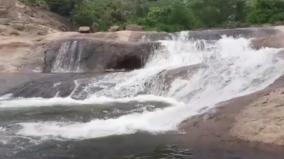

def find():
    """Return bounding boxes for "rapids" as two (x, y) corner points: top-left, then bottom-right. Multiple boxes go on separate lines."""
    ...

(1, 33), (284, 140)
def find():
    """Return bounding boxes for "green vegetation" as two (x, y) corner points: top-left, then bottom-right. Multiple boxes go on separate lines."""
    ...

(247, 0), (284, 24)
(21, 0), (284, 32)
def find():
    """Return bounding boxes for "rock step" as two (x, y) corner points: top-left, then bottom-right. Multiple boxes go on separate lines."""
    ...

(0, 8), (9, 19)
(0, 18), (9, 25)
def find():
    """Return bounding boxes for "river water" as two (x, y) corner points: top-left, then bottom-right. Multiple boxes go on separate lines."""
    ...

(0, 33), (284, 158)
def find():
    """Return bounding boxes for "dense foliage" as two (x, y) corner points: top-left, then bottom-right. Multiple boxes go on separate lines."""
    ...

(21, 0), (284, 31)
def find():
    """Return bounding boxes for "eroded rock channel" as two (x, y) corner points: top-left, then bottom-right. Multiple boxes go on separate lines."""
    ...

(1, 27), (284, 159)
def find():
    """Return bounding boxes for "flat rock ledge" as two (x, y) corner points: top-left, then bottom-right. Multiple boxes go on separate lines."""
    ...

(180, 75), (284, 153)
(231, 87), (284, 146)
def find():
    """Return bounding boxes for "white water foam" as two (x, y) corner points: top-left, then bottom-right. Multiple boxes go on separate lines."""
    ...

(0, 95), (179, 108)
(0, 94), (12, 100)
(0, 127), (6, 132)
(2, 34), (284, 140)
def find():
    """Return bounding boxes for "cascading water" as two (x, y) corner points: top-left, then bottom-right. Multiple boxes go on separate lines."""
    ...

(1, 33), (284, 140)
(51, 40), (84, 73)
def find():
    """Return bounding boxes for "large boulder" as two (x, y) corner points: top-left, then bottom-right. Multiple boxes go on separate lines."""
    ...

(0, 0), (15, 14)
(43, 37), (160, 73)
(251, 35), (284, 49)
(108, 25), (121, 32)
(1, 64), (205, 99)
(0, 31), (165, 73)
(1, 73), (98, 98)
(0, 37), (43, 73)
(79, 26), (91, 33)
(144, 64), (206, 95)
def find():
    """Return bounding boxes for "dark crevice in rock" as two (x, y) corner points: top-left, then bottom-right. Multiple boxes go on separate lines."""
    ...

(107, 55), (143, 71)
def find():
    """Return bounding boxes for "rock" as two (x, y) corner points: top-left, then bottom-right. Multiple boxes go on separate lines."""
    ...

(144, 64), (206, 95)
(0, 0), (15, 18)
(0, 0), (16, 7)
(9, 30), (20, 36)
(0, 0), (70, 35)
(0, 8), (8, 18)
(0, 39), (41, 72)
(0, 73), (49, 95)
(231, 87), (284, 146)
(11, 23), (25, 31)
(92, 31), (169, 42)
(0, 18), (9, 25)
(251, 35), (284, 49)
(79, 26), (91, 33)
(43, 37), (160, 73)
(179, 27), (281, 40)
(0, 25), (6, 33)
(108, 25), (121, 32)
(125, 24), (144, 31)
(0, 31), (164, 73)
(2, 73), (96, 98)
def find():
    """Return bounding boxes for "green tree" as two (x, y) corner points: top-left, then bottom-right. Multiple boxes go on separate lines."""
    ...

(188, 0), (247, 28)
(19, 0), (284, 32)
(45, 0), (77, 16)
(248, 0), (284, 24)
(141, 1), (196, 31)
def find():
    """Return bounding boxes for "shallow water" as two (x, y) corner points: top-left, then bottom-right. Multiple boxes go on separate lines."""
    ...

(1, 34), (284, 158)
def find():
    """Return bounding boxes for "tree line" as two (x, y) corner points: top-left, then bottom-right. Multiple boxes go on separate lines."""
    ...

(21, 0), (284, 32)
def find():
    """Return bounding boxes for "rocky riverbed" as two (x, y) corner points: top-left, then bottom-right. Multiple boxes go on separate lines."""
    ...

(1, 2), (284, 158)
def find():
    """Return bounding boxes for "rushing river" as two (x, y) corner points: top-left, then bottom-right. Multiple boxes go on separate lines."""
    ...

(0, 32), (284, 158)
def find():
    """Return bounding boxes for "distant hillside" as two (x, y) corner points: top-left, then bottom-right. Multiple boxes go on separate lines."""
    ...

(0, 0), (70, 36)
(19, 0), (284, 32)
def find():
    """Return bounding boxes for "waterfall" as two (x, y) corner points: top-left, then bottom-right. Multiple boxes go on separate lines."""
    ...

(51, 40), (84, 73)
(1, 33), (284, 140)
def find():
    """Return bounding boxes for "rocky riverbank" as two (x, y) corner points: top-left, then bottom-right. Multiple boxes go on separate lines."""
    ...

(180, 75), (284, 156)
(1, 1), (284, 157)
(1, 26), (284, 141)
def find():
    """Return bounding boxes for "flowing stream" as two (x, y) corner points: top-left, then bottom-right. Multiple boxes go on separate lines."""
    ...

(0, 32), (284, 158)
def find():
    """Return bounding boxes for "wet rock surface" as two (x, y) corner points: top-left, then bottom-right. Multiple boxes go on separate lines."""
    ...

(7, 74), (90, 98)
(0, 26), (283, 74)
(43, 38), (160, 73)
(251, 35), (284, 49)
(0, 31), (163, 73)
(1, 26), (284, 159)
(176, 27), (282, 40)
(180, 75), (284, 158)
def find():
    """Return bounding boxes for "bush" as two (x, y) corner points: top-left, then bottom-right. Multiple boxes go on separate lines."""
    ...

(248, 0), (284, 24)
(188, 0), (247, 28)
(19, 0), (284, 32)
(20, 0), (47, 7)
(140, 1), (196, 31)
(45, 0), (77, 16)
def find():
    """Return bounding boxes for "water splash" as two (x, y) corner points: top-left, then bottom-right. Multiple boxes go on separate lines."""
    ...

(2, 34), (284, 140)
